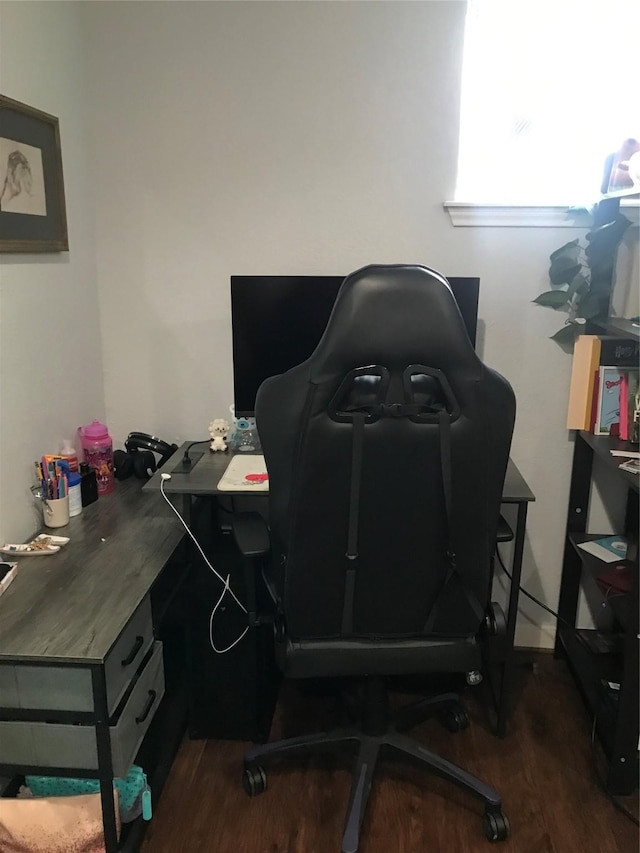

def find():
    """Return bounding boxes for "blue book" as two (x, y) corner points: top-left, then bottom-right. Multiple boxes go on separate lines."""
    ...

(577, 535), (627, 563)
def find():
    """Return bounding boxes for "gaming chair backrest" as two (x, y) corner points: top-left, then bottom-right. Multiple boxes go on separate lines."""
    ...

(256, 265), (515, 641)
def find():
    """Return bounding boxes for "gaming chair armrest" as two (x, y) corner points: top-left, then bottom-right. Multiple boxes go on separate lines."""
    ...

(232, 512), (271, 558)
(232, 512), (281, 631)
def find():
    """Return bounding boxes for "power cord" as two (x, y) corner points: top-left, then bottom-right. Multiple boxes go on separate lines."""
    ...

(181, 439), (211, 469)
(495, 546), (574, 629)
(496, 545), (638, 828)
(160, 473), (248, 653)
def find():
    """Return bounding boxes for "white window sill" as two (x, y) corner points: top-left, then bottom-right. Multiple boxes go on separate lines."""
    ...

(444, 200), (639, 228)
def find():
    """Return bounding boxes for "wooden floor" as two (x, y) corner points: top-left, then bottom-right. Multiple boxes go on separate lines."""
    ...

(142, 653), (638, 853)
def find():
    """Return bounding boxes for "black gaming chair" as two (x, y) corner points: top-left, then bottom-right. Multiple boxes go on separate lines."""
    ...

(234, 264), (516, 852)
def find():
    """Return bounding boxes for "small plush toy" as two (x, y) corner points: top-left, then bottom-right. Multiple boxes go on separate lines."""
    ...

(208, 418), (230, 452)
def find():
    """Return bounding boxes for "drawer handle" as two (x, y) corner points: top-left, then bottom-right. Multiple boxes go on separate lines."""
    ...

(121, 635), (144, 667)
(135, 689), (157, 724)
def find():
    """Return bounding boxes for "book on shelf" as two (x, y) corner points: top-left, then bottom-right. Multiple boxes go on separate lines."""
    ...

(598, 336), (640, 367)
(594, 366), (623, 436)
(567, 335), (601, 430)
(617, 369), (639, 442)
(577, 535), (627, 563)
(566, 334), (640, 433)
(619, 457), (640, 475)
(596, 562), (633, 595)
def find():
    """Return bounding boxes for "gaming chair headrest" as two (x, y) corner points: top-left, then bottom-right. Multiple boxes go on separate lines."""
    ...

(310, 265), (479, 381)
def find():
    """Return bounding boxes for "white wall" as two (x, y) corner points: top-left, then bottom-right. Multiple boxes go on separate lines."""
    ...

(0, 0), (595, 647)
(79, 0), (585, 648)
(0, 2), (104, 543)
(84, 0), (468, 443)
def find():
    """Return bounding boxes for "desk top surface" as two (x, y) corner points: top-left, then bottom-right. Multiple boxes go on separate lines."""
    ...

(146, 442), (536, 503)
(0, 479), (184, 664)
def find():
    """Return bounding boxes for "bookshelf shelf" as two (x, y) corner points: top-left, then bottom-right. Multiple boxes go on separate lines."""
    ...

(555, 433), (639, 795)
(568, 533), (633, 632)
(557, 627), (621, 759)
(577, 433), (639, 492)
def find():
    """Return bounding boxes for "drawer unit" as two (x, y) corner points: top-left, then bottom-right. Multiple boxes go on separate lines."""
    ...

(0, 596), (154, 715)
(0, 642), (164, 777)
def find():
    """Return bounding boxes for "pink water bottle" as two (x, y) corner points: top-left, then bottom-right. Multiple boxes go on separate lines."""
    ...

(77, 420), (114, 496)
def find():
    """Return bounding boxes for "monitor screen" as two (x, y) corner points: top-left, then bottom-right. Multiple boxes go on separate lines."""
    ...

(231, 274), (479, 417)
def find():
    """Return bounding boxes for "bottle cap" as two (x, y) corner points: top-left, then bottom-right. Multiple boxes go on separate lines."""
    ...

(82, 420), (109, 439)
(68, 472), (82, 487)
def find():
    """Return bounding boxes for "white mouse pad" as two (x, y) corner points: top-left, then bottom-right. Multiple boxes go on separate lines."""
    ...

(217, 454), (269, 492)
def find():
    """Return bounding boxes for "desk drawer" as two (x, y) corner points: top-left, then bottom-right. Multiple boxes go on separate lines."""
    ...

(0, 596), (154, 715)
(0, 642), (164, 777)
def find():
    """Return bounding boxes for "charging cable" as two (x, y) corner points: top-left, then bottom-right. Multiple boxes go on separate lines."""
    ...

(160, 473), (249, 653)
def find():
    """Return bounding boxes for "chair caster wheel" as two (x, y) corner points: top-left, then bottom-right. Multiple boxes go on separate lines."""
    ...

(242, 765), (267, 797)
(483, 809), (510, 842)
(437, 705), (470, 733)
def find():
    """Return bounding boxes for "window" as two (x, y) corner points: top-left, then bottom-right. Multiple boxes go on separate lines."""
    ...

(455, 0), (639, 205)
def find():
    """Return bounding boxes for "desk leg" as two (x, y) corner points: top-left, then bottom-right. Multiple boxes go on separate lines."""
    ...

(92, 666), (119, 853)
(496, 501), (528, 738)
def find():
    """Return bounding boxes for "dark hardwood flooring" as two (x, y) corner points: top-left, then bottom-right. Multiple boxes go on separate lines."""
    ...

(142, 653), (638, 853)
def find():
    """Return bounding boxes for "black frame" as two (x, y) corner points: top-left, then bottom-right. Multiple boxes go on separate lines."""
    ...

(0, 94), (68, 252)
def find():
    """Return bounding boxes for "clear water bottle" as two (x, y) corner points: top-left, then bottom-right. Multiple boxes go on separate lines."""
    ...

(230, 416), (261, 452)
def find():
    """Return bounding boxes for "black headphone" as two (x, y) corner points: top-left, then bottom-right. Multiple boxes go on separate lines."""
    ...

(113, 432), (178, 480)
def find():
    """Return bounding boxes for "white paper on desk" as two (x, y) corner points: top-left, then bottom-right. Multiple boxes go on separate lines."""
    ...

(217, 454), (269, 491)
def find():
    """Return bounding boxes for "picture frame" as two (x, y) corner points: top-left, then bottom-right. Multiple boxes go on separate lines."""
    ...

(0, 94), (68, 252)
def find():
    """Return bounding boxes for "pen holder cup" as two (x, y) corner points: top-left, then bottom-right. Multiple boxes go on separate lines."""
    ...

(43, 496), (70, 528)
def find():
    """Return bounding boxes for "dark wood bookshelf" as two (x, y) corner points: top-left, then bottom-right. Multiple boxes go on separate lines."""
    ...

(568, 533), (632, 631)
(556, 432), (639, 795)
(556, 627), (621, 758)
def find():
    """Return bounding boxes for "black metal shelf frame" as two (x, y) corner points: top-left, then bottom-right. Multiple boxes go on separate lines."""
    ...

(555, 432), (639, 796)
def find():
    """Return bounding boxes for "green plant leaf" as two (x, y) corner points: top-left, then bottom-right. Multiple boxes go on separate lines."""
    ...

(549, 260), (582, 286)
(549, 238), (580, 263)
(550, 322), (581, 347)
(533, 290), (570, 309)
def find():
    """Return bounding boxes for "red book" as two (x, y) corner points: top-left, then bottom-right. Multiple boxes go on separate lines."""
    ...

(589, 369), (600, 432)
(619, 372), (629, 441)
(596, 562), (633, 595)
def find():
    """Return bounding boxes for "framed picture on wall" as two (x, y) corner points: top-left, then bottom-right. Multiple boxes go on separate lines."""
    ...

(0, 94), (68, 252)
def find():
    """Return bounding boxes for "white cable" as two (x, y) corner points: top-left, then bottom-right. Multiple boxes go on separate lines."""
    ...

(160, 475), (249, 654)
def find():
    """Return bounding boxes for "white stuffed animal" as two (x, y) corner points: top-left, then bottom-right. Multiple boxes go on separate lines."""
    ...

(208, 418), (230, 452)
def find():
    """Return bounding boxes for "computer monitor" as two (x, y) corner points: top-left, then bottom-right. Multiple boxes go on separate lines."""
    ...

(231, 274), (480, 417)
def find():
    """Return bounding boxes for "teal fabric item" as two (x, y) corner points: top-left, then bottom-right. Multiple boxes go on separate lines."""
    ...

(25, 765), (151, 823)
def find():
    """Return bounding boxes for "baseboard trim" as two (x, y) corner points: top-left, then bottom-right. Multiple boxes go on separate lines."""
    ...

(514, 621), (556, 650)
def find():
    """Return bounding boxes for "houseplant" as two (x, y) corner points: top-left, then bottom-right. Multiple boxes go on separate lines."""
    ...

(534, 202), (632, 347)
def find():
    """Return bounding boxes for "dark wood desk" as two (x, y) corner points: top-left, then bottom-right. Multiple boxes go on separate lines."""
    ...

(0, 479), (186, 852)
(146, 445), (535, 737)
